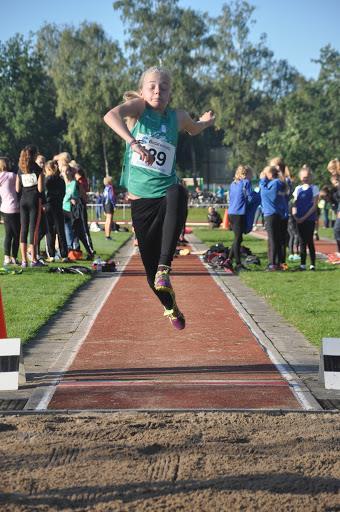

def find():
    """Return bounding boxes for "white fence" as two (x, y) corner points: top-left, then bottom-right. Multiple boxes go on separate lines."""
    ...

(87, 203), (228, 222)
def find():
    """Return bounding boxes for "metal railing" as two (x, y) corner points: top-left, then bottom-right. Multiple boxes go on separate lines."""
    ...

(86, 203), (228, 223)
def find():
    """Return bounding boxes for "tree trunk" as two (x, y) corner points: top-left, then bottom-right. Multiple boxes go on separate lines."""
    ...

(190, 138), (197, 179)
(102, 135), (109, 176)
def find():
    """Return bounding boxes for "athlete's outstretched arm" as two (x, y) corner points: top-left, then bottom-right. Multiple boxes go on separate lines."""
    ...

(177, 110), (215, 136)
(103, 98), (144, 144)
(103, 98), (153, 165)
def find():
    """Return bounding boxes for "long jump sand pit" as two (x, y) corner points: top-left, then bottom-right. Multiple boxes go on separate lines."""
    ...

(1, 411), (339, 511)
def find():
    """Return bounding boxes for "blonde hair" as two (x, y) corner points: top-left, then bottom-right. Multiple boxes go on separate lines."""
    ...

(327, 159), (339, 175)
(44, 160), (59, 177)
(103, 176), (113, 186)
(299, 164), (313, 183)
(122, 66), (172, 103)
(269, 156), (291, 178)
(69, 159), (81, 171)
(0, 157), (9, 172)
(55, 152), (71, 165)
(234, 165), (252, 182)
(300, 164), (312, 174)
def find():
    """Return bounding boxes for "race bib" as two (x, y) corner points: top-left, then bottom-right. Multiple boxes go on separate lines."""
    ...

(21, 173), (38, 187)
(131, 133), (175, 176)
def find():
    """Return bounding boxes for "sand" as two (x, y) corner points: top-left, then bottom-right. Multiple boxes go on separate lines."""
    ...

(0, 412), (339, 511)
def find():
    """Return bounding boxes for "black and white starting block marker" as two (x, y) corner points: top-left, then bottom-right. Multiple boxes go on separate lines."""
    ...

(319, 338), (340, 390)
(0, 338), (25, 390)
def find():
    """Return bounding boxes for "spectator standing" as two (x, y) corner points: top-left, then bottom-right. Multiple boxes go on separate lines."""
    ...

(44, 160), (68, 262)
(226, 165), (254, 272)
(73, 163), (94, 252)
(259, 166), (285, 271)
(216, 185), (225, 203)
(102, 176), (116, 240)
(0, 157), (20, 265)
(292, 165), (319, 271)
(287, 202), (300, 261)
(62, 165), (78, 252)
(270, 157), (292, 268)
(95, 191), (104, 221)
(35, 153), (47, 261)
(16, 145), (44, 267)
(330, 174), (340, 254)
(319, 186), (331, 228)
(62, 165), (94, 260)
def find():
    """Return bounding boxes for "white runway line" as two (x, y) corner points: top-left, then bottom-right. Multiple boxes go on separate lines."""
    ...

(35, 245), (135, 410)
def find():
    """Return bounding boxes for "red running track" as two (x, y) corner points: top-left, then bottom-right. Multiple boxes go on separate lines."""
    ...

(48, 251), (301, 410)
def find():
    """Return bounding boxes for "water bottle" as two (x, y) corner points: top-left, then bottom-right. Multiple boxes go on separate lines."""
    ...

(96, 257), (102, 272)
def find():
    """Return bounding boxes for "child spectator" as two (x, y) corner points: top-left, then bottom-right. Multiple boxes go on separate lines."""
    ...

(287, 202), (300, 261)
(95, 191), (104, 221)
(292, 165), (319, 271)
(0, 157), (20, 265)
(103, 176), (116, 240)
(72, 162), (94, 252)
(35, 153), (47, 261)
(319, 186), (331, 228)
(62, 165), (94, 260)
(207, 206), (222, 229)
(16, 145), (44, 267)
(227, 164), (254, 272)
(259, 165), (285, 271)
(44, 160), (68, 262)
(330, 174), (340, 254)
(327, 159), (340, 178)
(270, 157), (292, 268)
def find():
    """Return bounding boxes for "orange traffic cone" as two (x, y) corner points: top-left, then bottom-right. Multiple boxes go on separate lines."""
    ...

(0, 288), (7, 337)
(222, 209), (229, 229)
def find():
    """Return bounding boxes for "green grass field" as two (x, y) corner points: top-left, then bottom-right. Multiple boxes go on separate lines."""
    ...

(88, 205), (227, 224)
(193, 228), (340, 348)
(0, 226), (131, 343)
(318, 227), (335, 240)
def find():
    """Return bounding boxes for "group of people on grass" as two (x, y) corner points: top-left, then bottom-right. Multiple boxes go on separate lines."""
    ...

(226, 158), (340, 273)
(0, 148), (117, 267)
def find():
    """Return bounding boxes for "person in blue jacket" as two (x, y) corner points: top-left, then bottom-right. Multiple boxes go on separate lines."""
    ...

(102, 176), (116, 240)
(270, 157), (293, 268)
(259, 165), (285, 270)
(227, 165), (254, 272)
(292, 165), (319, 271)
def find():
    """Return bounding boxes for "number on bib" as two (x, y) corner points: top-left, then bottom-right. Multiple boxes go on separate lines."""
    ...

(130, 133), (175, 176)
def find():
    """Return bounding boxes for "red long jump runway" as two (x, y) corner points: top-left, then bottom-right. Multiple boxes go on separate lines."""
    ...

(315, 239), (337, 255)
(48, 252), (301, 410)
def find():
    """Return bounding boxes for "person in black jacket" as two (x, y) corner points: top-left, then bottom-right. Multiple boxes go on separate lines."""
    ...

(15, 145), (43, 267)
(44, 160), (69, 262)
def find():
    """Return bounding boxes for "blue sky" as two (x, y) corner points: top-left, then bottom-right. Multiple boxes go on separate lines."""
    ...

(1, 0), (339, 78)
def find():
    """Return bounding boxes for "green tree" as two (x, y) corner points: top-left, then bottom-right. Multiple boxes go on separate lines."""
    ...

(37, 22), (126, 181)
(113, 0), (217, 178)
(210, 1), (301, 175)
(0, 35), (61, 161)
(259, 46), (340, 184)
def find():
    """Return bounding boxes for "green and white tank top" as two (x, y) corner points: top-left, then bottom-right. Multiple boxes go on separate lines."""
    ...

(120, 106), (178, 198)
